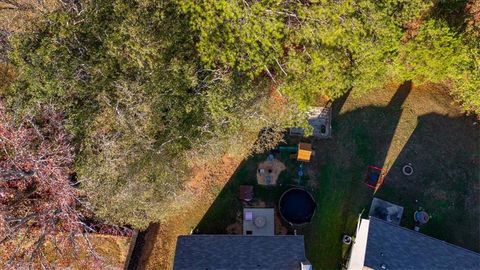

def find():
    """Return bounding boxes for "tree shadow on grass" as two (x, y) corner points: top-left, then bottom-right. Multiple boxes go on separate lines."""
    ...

(185, 83), (414, 270)
(193, 155), (264, 234)
(301, 82), (413, 268)
(174, 81), (480, 269)
(193, 143), (301, 235)
(376, 111), (480, 252)
(332, 81), (412, 167)
(194, 82), (414, 235)
(303, 83), (480, 268)
(187, 82), (414, 268)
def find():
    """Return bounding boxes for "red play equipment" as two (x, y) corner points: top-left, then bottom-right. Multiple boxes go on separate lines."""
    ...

(364, 166), (385, 191)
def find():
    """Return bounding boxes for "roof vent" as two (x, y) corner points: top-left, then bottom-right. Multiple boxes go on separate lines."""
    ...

(254, 216), (266, 228)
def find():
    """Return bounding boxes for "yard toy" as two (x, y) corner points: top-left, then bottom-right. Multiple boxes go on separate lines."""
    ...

(289, 127), (305, 137)
(363, 166), (385, 191)
(342, 235), (352, 245)
(295, 163), (306, 185)
(279, 188), (316, 226)
(297, 163), (304, 178)
(297, 143), (313, 162)
(278, 145), (298, 153)
(256, 158), (286, 185)
(402, 164), (414, 176)
(278, 143), (313, 162)
(414, 210), (430, 225)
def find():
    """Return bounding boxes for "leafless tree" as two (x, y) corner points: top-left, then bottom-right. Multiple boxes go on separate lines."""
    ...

(0, 102), (99, 269)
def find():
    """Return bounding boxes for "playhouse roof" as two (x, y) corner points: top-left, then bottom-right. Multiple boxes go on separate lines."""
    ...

(297, 142), (312, 162)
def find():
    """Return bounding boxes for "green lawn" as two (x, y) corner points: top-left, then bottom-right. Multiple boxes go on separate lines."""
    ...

(194, 83), (480, 269)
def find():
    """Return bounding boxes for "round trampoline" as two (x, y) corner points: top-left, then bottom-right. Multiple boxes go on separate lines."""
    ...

(279, 188), (316, 226)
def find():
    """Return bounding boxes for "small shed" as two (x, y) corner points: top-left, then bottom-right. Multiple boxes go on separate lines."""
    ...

(243, 208), (275, 236)
(307, 107), (332, 139)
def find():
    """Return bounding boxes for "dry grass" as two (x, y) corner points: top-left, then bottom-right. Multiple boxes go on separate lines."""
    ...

(0, 63), (15, 91)
(0, 234), (130, 269)
(0, 0), (60, 33)
(49, 234), (130, 269)
(138, 155), (244, 270)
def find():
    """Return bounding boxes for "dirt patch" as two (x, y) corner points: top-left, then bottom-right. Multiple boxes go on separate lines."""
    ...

(256, 158), (286, 185)
(185, 155), (239, 197)
(402, 17), (424, 42)
(0, 63), (16, 92)
(226, 222), (243, 235)
(274, 213), (289, 235)
(249, 199), (267, 208)
(39, 234), (130, 269)
(0, 0), (60, 33)
(466, 1), (480, 34)
(226, 211), (243, 235)
(137, 155), (243, 270)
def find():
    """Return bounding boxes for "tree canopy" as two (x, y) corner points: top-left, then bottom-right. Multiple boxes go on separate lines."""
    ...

(6, 0), (300, 228)
(2, 0), (479, 233)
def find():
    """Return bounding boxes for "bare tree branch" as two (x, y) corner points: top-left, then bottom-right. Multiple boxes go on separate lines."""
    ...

(0, 102), (104, 268)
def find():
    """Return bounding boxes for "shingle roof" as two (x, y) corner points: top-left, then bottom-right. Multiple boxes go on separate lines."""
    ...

(365, 217), (480, 270)
(173, 235), (307, 270)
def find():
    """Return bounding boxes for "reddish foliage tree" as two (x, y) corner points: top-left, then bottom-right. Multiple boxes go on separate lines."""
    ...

(0, 102), (99, 268)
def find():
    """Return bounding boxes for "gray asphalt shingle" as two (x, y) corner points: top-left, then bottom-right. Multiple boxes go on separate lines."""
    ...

(173, 235), (307, 270)
(365, 217), (480, 270)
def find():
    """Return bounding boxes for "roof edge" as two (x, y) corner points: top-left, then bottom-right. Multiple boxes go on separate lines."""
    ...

(368, 216), (480, 256)
(178, 234), (305, 238)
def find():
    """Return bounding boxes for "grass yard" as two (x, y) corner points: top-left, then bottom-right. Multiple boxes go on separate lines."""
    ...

(192, 82), (480, 269)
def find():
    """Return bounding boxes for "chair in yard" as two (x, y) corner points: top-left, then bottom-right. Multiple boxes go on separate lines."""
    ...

(363, 166), (385, 191)
(239, 185), (254, 202)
